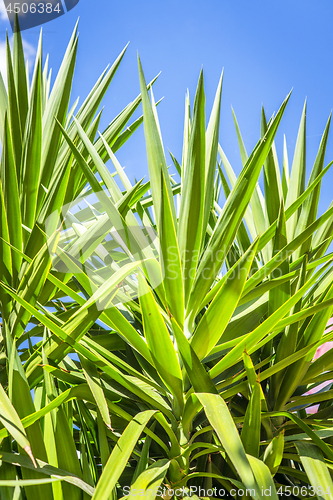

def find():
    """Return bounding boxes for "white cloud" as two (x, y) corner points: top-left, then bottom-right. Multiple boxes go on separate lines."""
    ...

(0, 2), (8, 21)
(0, 41), (6, 83)
(0, 37), (36, 85)
(22, 37), (36, 64)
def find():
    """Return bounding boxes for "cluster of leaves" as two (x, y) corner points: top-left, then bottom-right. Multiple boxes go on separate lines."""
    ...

(0, 20), (333, 500)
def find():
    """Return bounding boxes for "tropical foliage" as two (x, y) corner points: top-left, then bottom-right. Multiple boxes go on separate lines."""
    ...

(0, 21), (333, 500)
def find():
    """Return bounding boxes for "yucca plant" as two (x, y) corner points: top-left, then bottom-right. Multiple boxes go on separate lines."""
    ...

(0, 21), (333, 500)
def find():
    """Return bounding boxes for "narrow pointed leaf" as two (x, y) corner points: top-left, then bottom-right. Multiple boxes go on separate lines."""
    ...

(91, 410), (155, 500)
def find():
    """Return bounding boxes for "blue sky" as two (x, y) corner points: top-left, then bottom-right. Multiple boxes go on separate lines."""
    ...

(1, 0), (333, 213)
